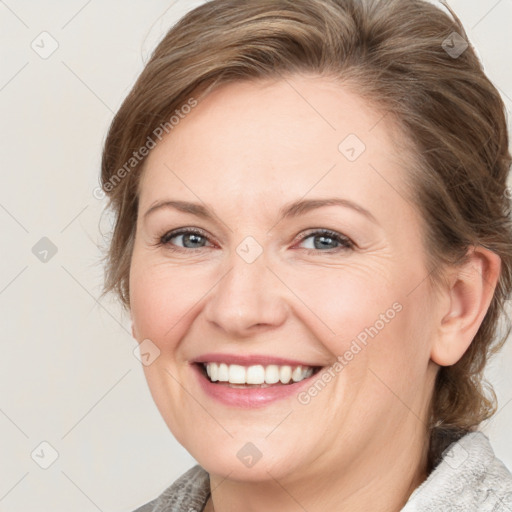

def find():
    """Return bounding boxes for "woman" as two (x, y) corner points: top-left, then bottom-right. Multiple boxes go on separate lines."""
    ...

(100, 0), (512, 510)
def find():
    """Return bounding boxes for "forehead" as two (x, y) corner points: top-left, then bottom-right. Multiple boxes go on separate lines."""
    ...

(139, 75), (416, 223)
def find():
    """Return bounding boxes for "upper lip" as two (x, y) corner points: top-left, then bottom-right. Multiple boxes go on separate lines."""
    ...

(191, 353), (323, 367)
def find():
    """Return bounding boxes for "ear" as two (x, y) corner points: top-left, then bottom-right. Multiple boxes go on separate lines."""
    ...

(131, 322), (137, 340)
(430, 246), (501, 366)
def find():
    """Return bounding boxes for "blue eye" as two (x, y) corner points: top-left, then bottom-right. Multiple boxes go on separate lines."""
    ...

(160, 228), (211, 249)
(297, 229), (353, 251)
(157, 228), (353, 253)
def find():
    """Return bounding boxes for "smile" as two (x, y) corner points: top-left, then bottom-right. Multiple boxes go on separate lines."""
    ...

(202, 362), (318, 387)
(191, 356), (324, 407)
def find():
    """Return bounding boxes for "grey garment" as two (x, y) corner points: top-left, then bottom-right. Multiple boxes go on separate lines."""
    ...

(402, 432), (512, 511)
(133, 464), (210, 512)
(133, 432), (512, 512)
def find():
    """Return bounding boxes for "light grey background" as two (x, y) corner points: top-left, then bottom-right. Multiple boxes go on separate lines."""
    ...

(0, 1), (511, 511)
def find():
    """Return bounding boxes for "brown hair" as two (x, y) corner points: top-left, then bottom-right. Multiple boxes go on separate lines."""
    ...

(100, 0), (512, 469)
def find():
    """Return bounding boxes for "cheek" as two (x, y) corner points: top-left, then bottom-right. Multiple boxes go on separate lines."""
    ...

(292, 262), (432, 381)
(354, 283), (435, 402)
(129, 259), (214, 443)
(273, 261), (399, 349)
(129, 259), (212, 351)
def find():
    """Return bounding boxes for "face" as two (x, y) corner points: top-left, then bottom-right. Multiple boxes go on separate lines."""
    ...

(129, 74), (439, 485)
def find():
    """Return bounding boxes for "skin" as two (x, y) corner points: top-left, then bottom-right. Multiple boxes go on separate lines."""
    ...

(129, 74), (500, 512)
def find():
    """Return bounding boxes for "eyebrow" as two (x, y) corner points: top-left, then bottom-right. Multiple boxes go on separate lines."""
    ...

(143, 197), (378, 225)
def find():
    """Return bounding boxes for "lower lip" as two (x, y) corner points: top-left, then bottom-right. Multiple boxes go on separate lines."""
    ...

(191, 363), (321, 408)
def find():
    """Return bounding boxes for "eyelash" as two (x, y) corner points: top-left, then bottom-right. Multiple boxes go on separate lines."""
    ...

(154, 227), (355, 254)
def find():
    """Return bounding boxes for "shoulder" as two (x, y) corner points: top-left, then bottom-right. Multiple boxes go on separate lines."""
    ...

(132, 464), (210, 512)
(402, 431), (512, 512)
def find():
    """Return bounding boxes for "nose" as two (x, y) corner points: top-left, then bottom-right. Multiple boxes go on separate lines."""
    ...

(203, 249), (289, 337)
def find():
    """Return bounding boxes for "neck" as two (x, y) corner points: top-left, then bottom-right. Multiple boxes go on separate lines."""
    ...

(206, 428), (429, 512)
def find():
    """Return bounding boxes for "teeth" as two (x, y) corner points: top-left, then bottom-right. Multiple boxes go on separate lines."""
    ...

(265, 365), (280, 384)
(218, 363), (229, 382)
(228, 364), (246, 384)
(292, 366), (303, 382)
(304, 367), (313, 379)
(203, 362), (316, 385)
(209, 362), (218, 382)
(279, 365), (292, 384)
(247, 365), (265, 384)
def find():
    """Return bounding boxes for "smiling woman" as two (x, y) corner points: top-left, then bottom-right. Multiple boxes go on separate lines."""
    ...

(100, 0), (512, 511)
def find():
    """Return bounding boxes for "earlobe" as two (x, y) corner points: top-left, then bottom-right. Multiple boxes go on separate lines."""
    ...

(430, 246), (501, 367)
